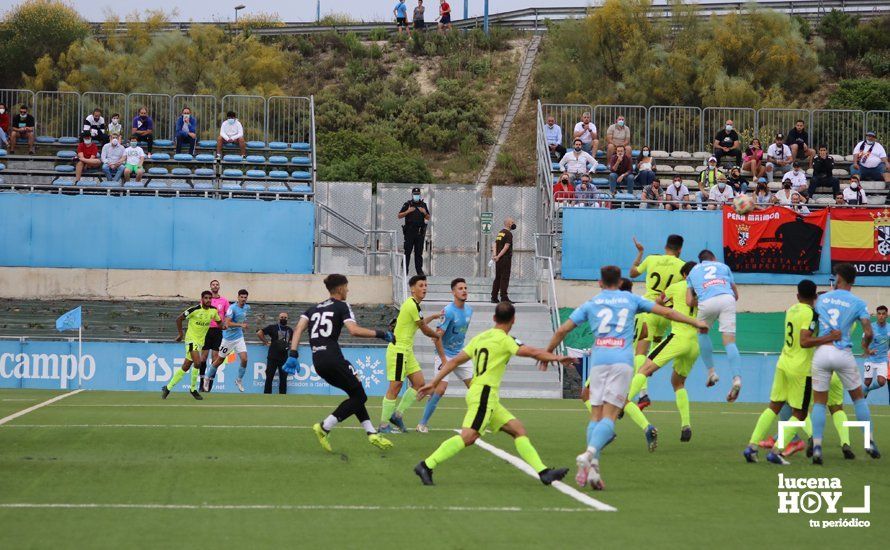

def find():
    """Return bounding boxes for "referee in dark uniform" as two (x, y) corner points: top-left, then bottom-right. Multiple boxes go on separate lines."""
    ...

(398, 187), (430, 276)
(491, 217), (516, 303)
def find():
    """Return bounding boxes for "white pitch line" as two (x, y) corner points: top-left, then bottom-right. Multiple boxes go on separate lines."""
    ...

(469, 435), (617, 512)
(0, 390), (84, 426)
(0, 423), (460, 432)
(0, 502), (591, 513)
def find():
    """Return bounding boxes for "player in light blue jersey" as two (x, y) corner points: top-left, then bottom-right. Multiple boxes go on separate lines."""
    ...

(204, 289), (251, 393)
(863, 305), (888, 398)
(416, 278), (474, 433)
(686, 250), (743, 402)
(810, 263), (880, 464)
(546, 265), (706, 490)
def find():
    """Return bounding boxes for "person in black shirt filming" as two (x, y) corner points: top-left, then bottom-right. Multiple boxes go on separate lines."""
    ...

(786, 119), (815, 169)
(257, 312), (294, 394)
(808, 145), (840, 198)
(398, 187), (430, 276)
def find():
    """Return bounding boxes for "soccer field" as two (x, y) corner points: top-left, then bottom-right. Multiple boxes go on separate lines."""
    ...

(0, 389), (885, 548)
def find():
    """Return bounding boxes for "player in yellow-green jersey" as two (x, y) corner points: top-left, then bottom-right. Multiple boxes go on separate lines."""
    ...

(379, 275), (443, 433)
(742, 279), (841, 464)
(162, 290), (221, 401)
(628, 234), (686, 409)
(413, 302), (574, 486)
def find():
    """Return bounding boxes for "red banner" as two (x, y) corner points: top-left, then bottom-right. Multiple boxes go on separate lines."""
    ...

(722, 206), (828, 273)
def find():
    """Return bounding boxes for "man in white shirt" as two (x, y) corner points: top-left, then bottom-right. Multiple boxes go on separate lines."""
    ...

(101, 133), (126, 182)
(572, 112), (598, 155)
(664, 176), (690, 211)
(707, 178), (735, 210)
(842, 175), (869, 205)
(788, 192), (810, 214)
(765, 133), (792, 181)
(123, 137), (145, 183)
(544, 115), (565, 160)
(780, 161), (808, 196)
(852, 131), (890, 183)
(216, 110), (247, 159)
(559, 138), (598, 178)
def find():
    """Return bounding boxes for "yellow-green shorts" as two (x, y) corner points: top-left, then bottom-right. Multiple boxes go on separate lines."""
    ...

(648, 333), (699, 377)
(184, 340), (203, 359)
(462, 384), (515, 433)
(386, 344), (421, 381)
(769, 368), (811, 410)
(827, 372), (843, 407)
(640, 312), (670, 343)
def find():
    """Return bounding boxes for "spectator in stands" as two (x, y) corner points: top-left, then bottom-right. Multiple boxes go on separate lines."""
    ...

(559, 138), (597, 179)
(707, 176), (735, 210)
(131, 106), (154, 158)
(413, 0), (426, 32)
(217, 111), (247, 159)
(608, 144), (635, 195)
(394, 0), (409, 34)
(605, 115), (631, 160)
(74, 131), (102, 184)
(835, 194), (846, 205)
(851, 131), (890, 183)
(713, 119), (742, 167)
(8, 104), (36, 155)
(437, 0), (452, 32)
(765, 133), (792, 181)
(781, 161), (808, 196)
(108, 113), (122, 137)
(772, 177), (796, 206)
(789, 192), (810, 214)
(742, 138), (766, 179)
(573, 112), (598, 154)
(101, 133), (126, 182)
(575, 174), (597, 206)
(635, 145), (656, 188)
(82, 108), (108, 146)
(175, 107), (197, 155)
(727, 166), (749, 194)
(0, 103), (8, 149)
(544, 115), (565, 160)
(123, 137), (145, 184)
(842, 175), (868, 205)
(808, 146), (840, 198)
(553, 174), (575, 205)
(664, 176), (690, 211)
(787, 119), (815, 169)
(699, 156), (724, 189)
(641, 178), (663, 209)
(754, 179), (772, 208)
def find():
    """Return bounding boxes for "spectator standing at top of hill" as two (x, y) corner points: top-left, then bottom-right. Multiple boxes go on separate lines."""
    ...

(786, 119), (815, 169)
(713, 119), (742, 167)
(544, 115), (565, 160)
(437, 0), (452, 32)
(8, 104), (36, 155)
(605, 115), (631, 160)
(809, 145), (840, 198)
(217, 111), (247, 159)
(83, 108), (108, 146)
(394, 0), (409, 34)
(131, 106), (154, 158)
(573, 112), (598, 155)
(0, 103), (8, 149)
(175, 107), (198, 155)
(413, 0), (426, 32)
(852, 131), (890, 183)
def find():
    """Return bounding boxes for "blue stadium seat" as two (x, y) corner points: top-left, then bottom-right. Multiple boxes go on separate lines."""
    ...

(100, 180), (122, 188)
(246, 140), (266, 150)
(290, 184), (312, 193)
(173, 153), (194, 162)
(269, 142), (288, 150)
(198, 140), (216, 148)
(147, 181), (168, 189)
(591, 178), (609, 186)
(154, 139), (173, 147)
(53, 178), (75, 186)
(269, 170), (289, 179)
(595, 165), (608, 173)
(58, 136), (80, 145)
(123, 180), (144, 188)
(268, 182), (289, 192)
(223, 154), (243, 163)
(290, 157), (311, 166)
(0, 163), (4, 172)
(171, 167), (192, 176)
(268, 156), (288, 164)
(77, 179), (99, 187)
(54, 165), (75, 173)
(195, 153), (215, 162)
(169, 180), (192, 190)
(194, 168), (215, 177)
(151, 153), (170, 161)
(57, 150), (76, 159)
(147, 167), (168, 175)
(614, 193), (635, 201)
(223, 169), (244, 177)
(291, 142), (311, 151)
(595, 150), (606, 158)
(193, 181), (214, 190)
(631, 150), (641, 157)
(290, 171), (311, 180)
(551, 162), (560, 171)
(221, 181), (242, 191)
(244, 182), (266, 191)
(246, 169), (266, 178)
(36, 136), (56, 144)
(0, 149), (7, 157)
(245, 155), (266, 163)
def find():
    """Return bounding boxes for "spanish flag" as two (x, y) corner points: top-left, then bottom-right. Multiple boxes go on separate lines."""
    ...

(830, 208), (890, 276)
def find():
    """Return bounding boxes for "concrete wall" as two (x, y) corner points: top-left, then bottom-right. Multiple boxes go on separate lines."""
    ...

(0, 267), (392, 304)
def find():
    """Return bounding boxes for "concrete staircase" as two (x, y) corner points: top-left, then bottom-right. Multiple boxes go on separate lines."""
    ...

(423, 276), (537, 303)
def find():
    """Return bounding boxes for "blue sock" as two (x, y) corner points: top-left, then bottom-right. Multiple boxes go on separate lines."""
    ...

(588, 418), (615, 454)
(697, 333), (714, 369)
(725, 343), (741, 379)
(420, 393), (442, 426)
(853, 398), (872, 425)
(811, 403), (827, 445)
(205, 364), (218, 380)
(586, 420), (599, 447)
(778, 403), (792, 421)
(237, 365), (246, 380)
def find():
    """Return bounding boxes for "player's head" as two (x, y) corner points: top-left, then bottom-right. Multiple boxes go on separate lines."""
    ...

(877, 305), (887, 323)
(237, 289), (248, 305)
(665, 234), (684, 255)
(698, 249), (716, 262)
(200, 290), (212, 306)
(619, 277), (633, 292)
(209, 279), (220, 294)
(599, 265), (621, 289)
(796, 279), (817, 303)
(493, 300), (516, 330)
(833, 263), (856, 288)
(324, 274), (349, 299)
(680, 261), (696, 278)
(409, 275), (428, 300)
(450, 277), (468, 302)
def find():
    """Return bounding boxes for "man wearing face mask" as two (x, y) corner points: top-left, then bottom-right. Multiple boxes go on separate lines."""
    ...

(217, 111), (246, 159)
(713, 119), (742, 167)
(605, 115), (631, 160)
(727, 166), (748, 194)
(491, 217), (516, 303)
(842, 175), (869, 206)
(398, 187), (431, 276)
(258, 312), (294, 394)
(781, 161), (808, 197)
(8, 104), (36, 155)
(851, 131), (890, 183)
(664, 176), (690, 211)
(123, 137), (145, 184)
(74, 131), (102, 184)
(101, 133), (126, 182)
(130, 106), (154, 158)
(707, 176), (735, 210)
(0, 103), (9, 149)
(772, 177), (797, 206)
(544, 115), (565, 160)
(107, 113), (122, 137)
(175, 107), (198, 155)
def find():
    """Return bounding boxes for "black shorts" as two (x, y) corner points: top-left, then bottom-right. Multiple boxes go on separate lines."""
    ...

(203, 328), (222, 351)
(440, 14), (451, 24)
(396, 17), (407, 28)
(314, 355), (363, 394)
(414, 19), (425, 30)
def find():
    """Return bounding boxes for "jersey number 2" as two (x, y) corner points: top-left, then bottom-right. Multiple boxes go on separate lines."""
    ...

(596, 308), (629, 334)
(310, 312), (334, 338)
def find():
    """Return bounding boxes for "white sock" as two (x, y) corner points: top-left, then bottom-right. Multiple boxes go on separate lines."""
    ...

(361, 420), (376, 434)
(322, 415), (338, 432)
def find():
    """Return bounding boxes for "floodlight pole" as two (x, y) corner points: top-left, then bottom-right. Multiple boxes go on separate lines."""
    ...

(483, 0), (489, 34)
(316, 0), (320, 22)
(234, 4), (246, 24)
(464, 0), (468, 19)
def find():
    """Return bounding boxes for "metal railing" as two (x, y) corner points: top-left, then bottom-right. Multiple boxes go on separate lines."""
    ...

(536, 100), (556, 234)
(534, 232), (564, 385)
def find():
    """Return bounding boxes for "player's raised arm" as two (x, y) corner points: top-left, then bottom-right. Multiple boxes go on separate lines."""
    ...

(651, 303), (708, 332)
(418, 350), (471, 398)
(629, 237), (645, 278)
(517, 344), (574, 371)
(344, 318), (395, 343)
(545, 319), (576, 354)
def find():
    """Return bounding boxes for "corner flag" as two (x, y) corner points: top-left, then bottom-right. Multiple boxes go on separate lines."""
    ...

(56, 307), (82, 332)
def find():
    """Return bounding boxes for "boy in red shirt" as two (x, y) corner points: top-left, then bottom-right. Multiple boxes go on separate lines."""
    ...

(75, 132), (102, 183)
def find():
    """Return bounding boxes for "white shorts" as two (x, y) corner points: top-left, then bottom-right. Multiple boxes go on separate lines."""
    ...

(587, 363), (633, 408)
(697, 293), (736, 333)
(812, 345), (860, 392)
(864, 361), (888, 380)
(219, 337), (247, 356)
(435, 354), (473, 383)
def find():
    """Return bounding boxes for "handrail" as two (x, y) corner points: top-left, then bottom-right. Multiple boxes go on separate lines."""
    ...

(536, 100), (556, 233)
(533, 231), (564, 386)
(318, 229), (364, 254)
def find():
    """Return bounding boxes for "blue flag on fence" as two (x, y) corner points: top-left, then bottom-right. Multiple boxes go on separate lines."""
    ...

(56, 306), (82, 332)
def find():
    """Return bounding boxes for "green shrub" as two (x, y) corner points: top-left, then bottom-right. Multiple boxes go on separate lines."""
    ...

(827, 79), (890, 111)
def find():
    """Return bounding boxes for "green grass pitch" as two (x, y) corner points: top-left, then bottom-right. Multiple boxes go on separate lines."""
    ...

(0, 388), (886, 548)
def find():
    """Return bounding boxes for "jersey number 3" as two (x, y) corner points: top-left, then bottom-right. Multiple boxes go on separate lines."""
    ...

(310, 312), (334, 338)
